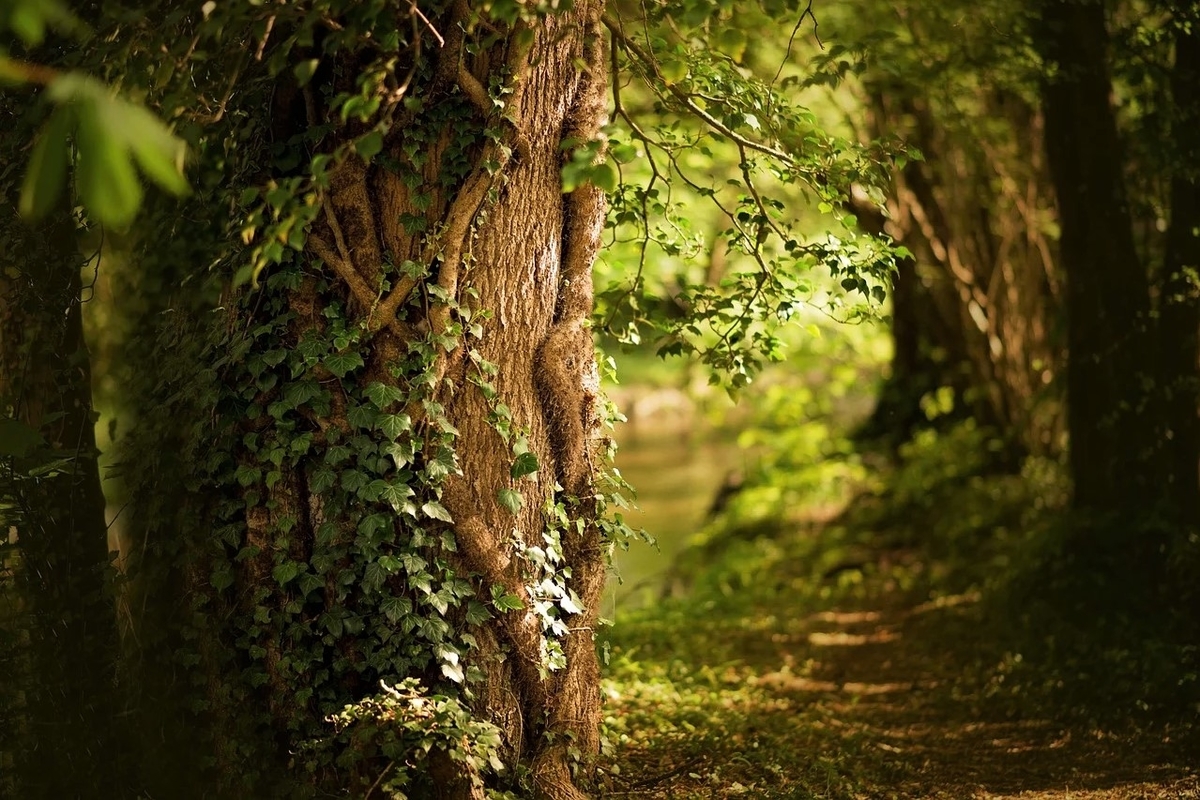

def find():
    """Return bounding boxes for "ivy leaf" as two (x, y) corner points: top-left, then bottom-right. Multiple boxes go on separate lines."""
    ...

(497, 488), (523, 514)
(379, 413), (412, 440)
(465, 601), (492, 625)
(210, 565), (234, 592)
(421, 501), (453, 523)
(323, 351), (364, 378)
(380, 595), (411, 623)
(559, 591), (583, 616)
(510, 451), (539, 480)
(363, 561), (387, 592)
(298, 573), (323, 597)
(272, 561), (301, 586)
(493, 593), (524, 612)
(428, 591), (450, 615)
(340, 469), (369, 493)
(235, 464), (261, 487)
(346, 403), (377, 430)
(379, 481), (415, 511)
(382, 441), (412, 470)
(364, 382), (405, 408)
(440, 661), (465, 683)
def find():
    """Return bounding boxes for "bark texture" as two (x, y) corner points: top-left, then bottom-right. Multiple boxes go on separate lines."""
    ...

(126, 3), (612, 798)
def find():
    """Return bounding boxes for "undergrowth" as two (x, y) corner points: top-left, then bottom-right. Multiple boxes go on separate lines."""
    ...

(599, 420), (1200, 798)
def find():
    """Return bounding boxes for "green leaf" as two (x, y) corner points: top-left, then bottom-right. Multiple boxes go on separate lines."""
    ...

(380, 595), (411, 623)
(346, 403), (376, 430)
(122, 102), (189, 196)
(592, 161), (618, 193)
(355, 130), (384, 161)
(293, 58), (319, 87)
(559, 591), (583, 616)
(364, 381), (405, 408)
(323, 351), (364, 378)
(211, 566), (234, 592)
(510, 451), (539, 480)
(421, 501), (453, 523)
(19, 106), (73, 219)
(363, 561), (387, 592)
(379, 481), (414, 511)
(465, 601), (492, 625)
(493, 593), (525, 612)
(235, 464), (261, 486)
(272, 562), (301, 586)
(497, 488), (523, 514)
(75, 96), (142, 227)
(379, 413), (412, 440)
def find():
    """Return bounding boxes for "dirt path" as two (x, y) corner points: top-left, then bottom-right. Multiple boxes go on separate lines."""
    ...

(606, 585), (1199, 799)
(778, 596), (1199, 799)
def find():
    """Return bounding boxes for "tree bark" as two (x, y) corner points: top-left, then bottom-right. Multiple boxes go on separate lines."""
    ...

(123, 3), (611, 798)
(1036, 0), (1152, 523)
(0, 201), (124, 797)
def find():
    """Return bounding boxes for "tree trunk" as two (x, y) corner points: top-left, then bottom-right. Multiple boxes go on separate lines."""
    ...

(0, 199), (124, 797)
(1036, 0), (1152, 525)
(852, 81), (1062, 458)
(1159, 16), (1200, 528)
(123, 3), (610, 798)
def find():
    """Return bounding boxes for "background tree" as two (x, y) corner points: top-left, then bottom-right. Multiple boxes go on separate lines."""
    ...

(1035, 0), (1199, 574)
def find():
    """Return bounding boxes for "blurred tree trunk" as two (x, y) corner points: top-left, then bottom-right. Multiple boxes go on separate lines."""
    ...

(1159, 17), (1200, 527)
(1036, 0), (1155, 526)
(853, 85), (1062, 457)
(0, 196), (124, 796)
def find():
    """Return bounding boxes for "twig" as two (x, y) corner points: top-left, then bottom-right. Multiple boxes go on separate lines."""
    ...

(410, 0), (444, 47)
(603, 15), (797, 165)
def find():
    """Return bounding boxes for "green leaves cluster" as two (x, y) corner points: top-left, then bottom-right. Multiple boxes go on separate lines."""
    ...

(302, 678), (506, 797)
(597, 1), (907, 391)
(20, 75), (189, 226)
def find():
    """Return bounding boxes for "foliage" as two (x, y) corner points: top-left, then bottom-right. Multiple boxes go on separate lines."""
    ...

(300, 678), (506, 798)
(0, 0), (189, 226)
(25, 0), (907, 792)
(597, 402), (1198, 795)
(596, 1), (906, 390)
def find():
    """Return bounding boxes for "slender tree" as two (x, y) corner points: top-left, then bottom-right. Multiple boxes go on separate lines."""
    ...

(0, 127), (124, 800)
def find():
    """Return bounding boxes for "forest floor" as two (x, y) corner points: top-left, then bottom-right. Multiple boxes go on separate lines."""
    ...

(598, 511), (1200, 799)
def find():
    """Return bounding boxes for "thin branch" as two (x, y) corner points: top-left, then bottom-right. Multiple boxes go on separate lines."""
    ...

(603, 15), (797, 165)
(410, 0), (444, 47)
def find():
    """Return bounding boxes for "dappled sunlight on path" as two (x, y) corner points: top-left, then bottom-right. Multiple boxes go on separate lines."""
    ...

(605, 585), (1199, 799)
